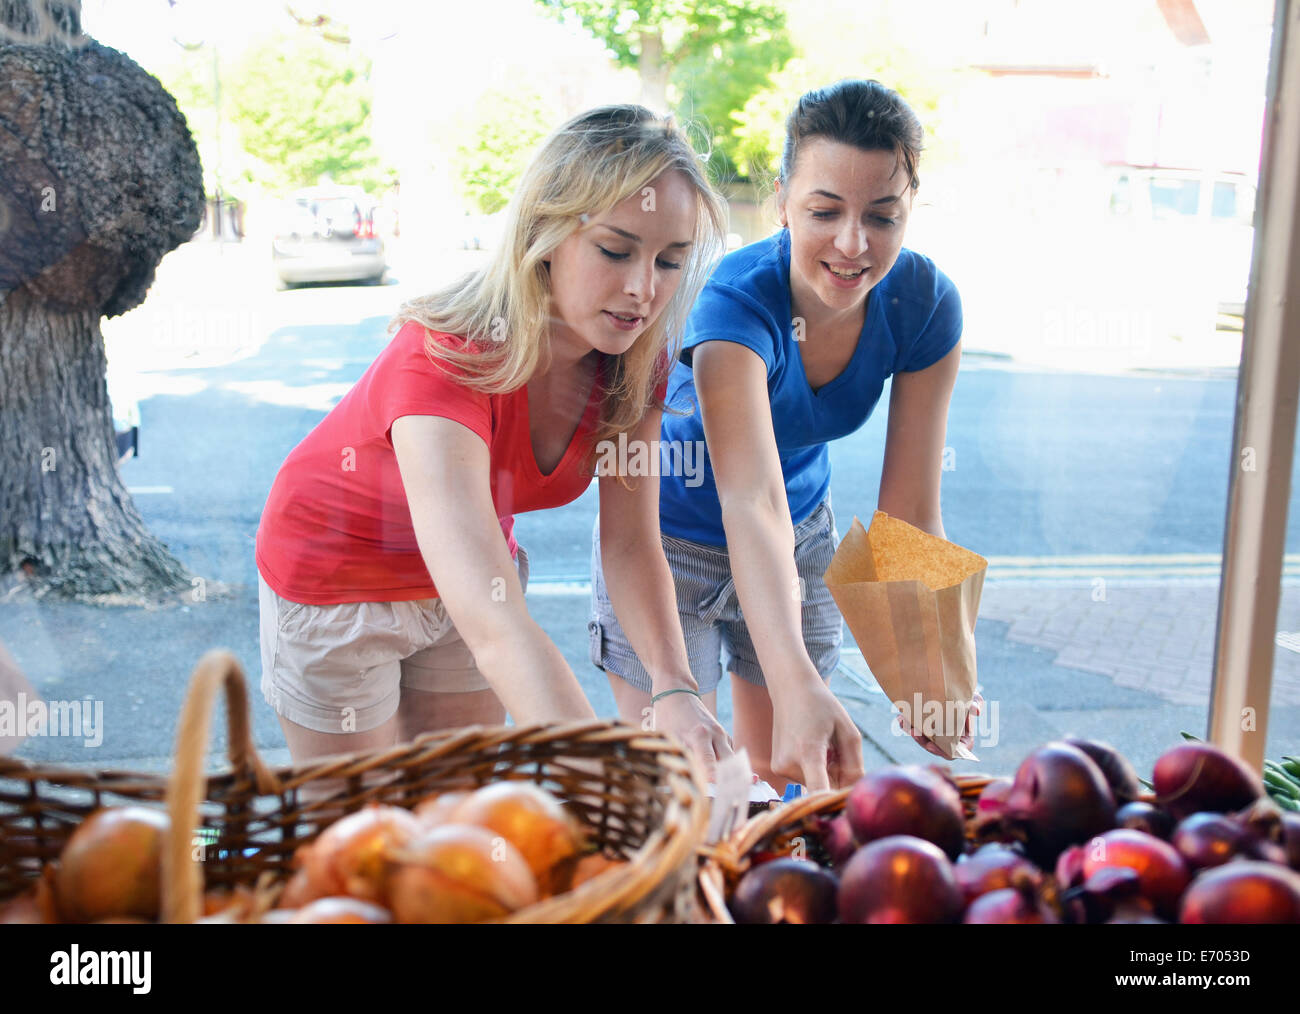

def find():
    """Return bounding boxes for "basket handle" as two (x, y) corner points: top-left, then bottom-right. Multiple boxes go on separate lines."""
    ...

(162, 650), (283, 924)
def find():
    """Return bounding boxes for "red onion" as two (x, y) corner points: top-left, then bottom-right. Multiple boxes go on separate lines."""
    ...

(1003, 742), (1117, 868)
(1153, 743), (1261, 821)
(838, 836), (964, 925)
(844, 766), (966, 861)
(730, 858), (839, 925)
(1064, 737), (1143, 803)
(1171, 813), (1247, 871)
(1179, 861), (1300, 924)
(963, 873), (1059, 924)
(1116, 801), (1175, 840)
(1081, 829), (1190, 921)
(954, 844), (1040, 905)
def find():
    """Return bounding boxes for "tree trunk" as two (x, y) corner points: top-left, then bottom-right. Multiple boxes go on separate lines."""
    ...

(638, 29), (671, 114)
(0, 286), (191, 602)
(0, 6), (204, 602)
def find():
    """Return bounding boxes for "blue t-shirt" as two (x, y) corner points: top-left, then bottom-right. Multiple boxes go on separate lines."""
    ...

(658, 228), (961, 546)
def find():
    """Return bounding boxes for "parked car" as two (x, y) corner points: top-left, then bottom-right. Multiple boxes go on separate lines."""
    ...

(271, 185), (387, 287)
(1103, 166), (1256, 318)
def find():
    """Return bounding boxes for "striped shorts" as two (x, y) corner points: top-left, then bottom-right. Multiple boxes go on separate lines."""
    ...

(588, 498), (843, 694)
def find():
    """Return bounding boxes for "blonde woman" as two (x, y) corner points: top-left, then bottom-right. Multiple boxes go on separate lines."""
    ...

(255, 106), (733, 774)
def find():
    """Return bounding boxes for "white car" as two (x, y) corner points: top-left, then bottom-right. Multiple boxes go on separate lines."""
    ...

(272, 185), (387, 287)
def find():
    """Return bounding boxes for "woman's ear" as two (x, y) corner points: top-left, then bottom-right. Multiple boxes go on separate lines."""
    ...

(774, 178), (788, 227)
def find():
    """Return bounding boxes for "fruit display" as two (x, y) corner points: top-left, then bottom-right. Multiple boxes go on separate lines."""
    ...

(0, 781), (629, 925)
(715, 738), (1300, 925)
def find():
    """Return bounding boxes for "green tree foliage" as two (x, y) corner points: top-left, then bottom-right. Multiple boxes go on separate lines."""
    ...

(733, 2), (973, 187)
(533, 0), (792, 181)
(156, 29), (394, 198)
(449, 85), (557, 215)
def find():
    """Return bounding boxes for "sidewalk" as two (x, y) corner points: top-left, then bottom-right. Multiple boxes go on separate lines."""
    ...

(834, 579), (1300, 781)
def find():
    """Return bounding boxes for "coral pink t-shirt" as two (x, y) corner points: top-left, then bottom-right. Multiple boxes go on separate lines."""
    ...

(256, 320), (617, 604)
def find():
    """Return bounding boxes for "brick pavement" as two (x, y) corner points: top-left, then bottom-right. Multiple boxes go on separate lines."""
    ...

(977, 580), (1300, 707)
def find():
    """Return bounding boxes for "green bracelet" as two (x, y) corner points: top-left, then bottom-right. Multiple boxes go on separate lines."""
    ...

(650, 687), (701, 705)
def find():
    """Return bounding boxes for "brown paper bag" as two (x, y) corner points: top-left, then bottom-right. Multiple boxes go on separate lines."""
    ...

(824, 511), (987, 760)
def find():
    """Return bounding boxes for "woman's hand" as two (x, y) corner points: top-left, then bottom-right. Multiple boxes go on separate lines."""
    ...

(769, 678), (866, 792)
(649, 691), (734, 782)
(897, 691), (984, 759)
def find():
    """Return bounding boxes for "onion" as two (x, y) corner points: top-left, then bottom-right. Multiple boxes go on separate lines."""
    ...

(1064, 737), (1143, 803)
(954, 844), (1040, 905)
(55, 806), (170, 923)
(1105, 901), (1167, 924)
(565, 853), (627, 892)
(1171, 813), (1247, 871)
(971, 777), (1015, 844)
(1283, 813), (1300, 871)
(388, 824), (538, 923)
(1153, 743), (1261, 821)
(815, 814), (859, 868)
(838, 835), (964, 925)
(300, 804), (422, 905)
(1056, 844), (1087, 889)
(413, 790), (472, 830)
(963, 872), (1058, 924)
(844, 766), (966, 860)
(0, 866), (58, 924)
(1116, 801), (1175, 840)
(449, 782), (585, 895)
(1081, 829), (1190, 920)
(730, 859), (839, 925)
(1179, 861), (1300, 924)
(288, 897), (393, 923)
(1003, 743), (1116, 868)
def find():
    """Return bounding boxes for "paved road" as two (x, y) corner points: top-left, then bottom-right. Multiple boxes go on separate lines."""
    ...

(4, 241), (1298, 779)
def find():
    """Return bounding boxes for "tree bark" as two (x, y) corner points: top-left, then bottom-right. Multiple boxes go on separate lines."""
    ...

(0, 7), (204, 602)
(0, 286), (191, 601)
(638, 29), (671, 114)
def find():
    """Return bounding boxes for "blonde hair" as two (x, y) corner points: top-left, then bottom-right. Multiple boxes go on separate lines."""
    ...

(389, 105), (728, 458)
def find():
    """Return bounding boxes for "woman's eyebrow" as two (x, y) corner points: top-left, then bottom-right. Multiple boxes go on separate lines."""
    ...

(601, 224), (692, 248)
(809, 188), (905, 206)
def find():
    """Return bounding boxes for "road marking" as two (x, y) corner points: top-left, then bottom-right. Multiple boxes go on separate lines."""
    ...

(988, 553), (1300, 567)
(520, 552), (1300, 593)
(127, 486), (174, 494)
(1276, 632), (1300, 654)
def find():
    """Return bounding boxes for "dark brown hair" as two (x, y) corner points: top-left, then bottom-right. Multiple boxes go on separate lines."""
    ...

(779, 79), (924, 192)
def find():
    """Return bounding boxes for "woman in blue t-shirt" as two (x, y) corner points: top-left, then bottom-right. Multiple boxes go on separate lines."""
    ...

(590, 79), (977, 792)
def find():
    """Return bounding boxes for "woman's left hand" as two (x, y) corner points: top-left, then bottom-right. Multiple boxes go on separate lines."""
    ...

(650, 690), (734, 783)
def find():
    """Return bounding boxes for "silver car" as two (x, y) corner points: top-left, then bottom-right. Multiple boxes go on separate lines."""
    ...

(272, 186), (387, 287)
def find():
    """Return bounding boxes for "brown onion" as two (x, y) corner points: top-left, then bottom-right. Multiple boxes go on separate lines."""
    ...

(449, 782), (584, 895)
(300, 804), (422, 905)
(288, 897), (393, 923)
(388, 824), (538, 923)
(55, 806), (170, 923)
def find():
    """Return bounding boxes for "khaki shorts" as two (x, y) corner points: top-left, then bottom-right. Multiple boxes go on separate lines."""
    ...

(258, 547), (529, 734)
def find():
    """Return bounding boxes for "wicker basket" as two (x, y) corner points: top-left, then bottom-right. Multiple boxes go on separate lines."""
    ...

(0, 651), (710, 923)
(697, 773), (997, 923)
